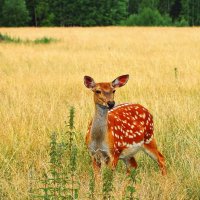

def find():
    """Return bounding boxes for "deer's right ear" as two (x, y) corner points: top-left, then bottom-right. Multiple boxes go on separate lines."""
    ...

(84, 76), (96, 89)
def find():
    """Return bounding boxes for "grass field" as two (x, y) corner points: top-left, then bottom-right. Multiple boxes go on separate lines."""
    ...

(0, 27), (200, 199)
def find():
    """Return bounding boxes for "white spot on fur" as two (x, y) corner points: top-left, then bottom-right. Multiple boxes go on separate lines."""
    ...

(140, 121), (144, 125)
(131, 125), (134, 129)
(145, 135), (154, 144)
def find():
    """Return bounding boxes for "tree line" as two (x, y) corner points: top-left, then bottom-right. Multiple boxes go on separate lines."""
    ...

(0, 0), (200, 27)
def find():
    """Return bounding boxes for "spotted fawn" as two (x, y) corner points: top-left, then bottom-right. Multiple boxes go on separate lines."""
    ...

(84, 75), (166, 176)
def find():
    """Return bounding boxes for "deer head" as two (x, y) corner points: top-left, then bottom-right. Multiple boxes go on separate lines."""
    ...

(84, 75), (129, 109)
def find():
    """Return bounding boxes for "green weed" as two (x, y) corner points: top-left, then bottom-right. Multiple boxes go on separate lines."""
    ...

(0, 33), (57, 44)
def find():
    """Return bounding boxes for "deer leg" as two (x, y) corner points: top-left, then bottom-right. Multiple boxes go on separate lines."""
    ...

(109, 154), (120, 171)
(124, 157), (138, 174)
(143, 138), (166, 175)
(129, 157), (138, 168)
(92, 157), (101, 179)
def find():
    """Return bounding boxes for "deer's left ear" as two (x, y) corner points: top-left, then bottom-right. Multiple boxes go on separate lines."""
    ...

(112, 74), (129, 88)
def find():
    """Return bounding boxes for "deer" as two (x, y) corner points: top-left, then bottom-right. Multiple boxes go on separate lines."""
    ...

(84, 74), (166, 177)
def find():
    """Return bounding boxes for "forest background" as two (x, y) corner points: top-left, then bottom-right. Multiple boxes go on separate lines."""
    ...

(0, 0), (200, 27)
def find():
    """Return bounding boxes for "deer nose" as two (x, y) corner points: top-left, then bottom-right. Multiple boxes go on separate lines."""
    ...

(107, 101), (115, 109)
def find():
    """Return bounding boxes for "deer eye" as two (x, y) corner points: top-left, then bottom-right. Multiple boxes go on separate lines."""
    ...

(113, 90), (116, 93)
(95, 90), (101, 94)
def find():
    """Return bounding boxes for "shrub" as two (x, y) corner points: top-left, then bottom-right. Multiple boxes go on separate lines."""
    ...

(0, 33), (22, 43)
(0, 33), (57, 44)
(125, 8), (172, 26)
(124, 169), (138, 200)
(2, 0), (30, 27)
(174, 17), (189, 27)
(33, 37), (57, 44)
(31, 107), (80, 199)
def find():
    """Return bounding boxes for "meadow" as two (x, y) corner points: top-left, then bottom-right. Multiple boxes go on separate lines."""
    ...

(0, 27), (199, 199)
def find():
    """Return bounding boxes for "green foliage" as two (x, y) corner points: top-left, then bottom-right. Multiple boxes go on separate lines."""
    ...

(2, 0), (30, 26)
(181, 0), (190, 21)
(174, 17), (189, 26)
(31, 107), (80, 199)
(128, 0), (142, 14)
(188, 0), (200, 25)
(139, 0), (159, 10)
(0, 33), (22, 43)
(0, 0), (200, 26)
(102, 167), (114, 200)
(0, 33), (57, 44)
(124, 170), (138, 200)
(67, 107), (79, 199)
(88, 168), (95, 200)
(68, 107), (75, 130)
(34, 37), (57, 44)
(35, 1), (54, 26)
(125, 8), (172, 26)
(50, 0), (128, 26)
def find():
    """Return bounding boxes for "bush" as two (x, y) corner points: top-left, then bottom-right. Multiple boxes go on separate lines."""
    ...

(34, 37), (57, 44)
(0, 33), (57, 44)
(125, 8), (172, 26)
(174, 17), (189, 27)
(125, 14), (140, 26)
(0, 33), (22, 43)
(2, 0), (30, 27)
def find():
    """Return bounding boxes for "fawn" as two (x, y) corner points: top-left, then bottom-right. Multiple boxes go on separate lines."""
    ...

(84, 75), (166, 176)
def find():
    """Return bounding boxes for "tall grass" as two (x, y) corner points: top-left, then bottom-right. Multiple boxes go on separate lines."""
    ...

(0, 27), (199, 199)
(31, 107), (80, 199)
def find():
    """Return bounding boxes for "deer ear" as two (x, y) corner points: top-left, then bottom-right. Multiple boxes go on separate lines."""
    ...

(112, 74), (129, 88)
(84, 76), (96, 89)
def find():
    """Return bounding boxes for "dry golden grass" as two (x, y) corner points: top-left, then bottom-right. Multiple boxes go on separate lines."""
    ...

(0, 27), (200, 199)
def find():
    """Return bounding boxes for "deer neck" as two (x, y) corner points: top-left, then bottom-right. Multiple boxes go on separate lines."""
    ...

(91, 104), (108, 145)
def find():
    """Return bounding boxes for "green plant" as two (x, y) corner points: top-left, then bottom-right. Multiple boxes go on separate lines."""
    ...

(67, 107), (79, 199)
(124, 169), (138, 200)
(0, 32), (57, 44)
(102, 167), (114, 200)
(2, 0), (30, 27)
(31, 107), (79, 199)
(174, 17), (189, 27)
(34, 37), (57, 44)
(0, 33), (22, 43)
(34, 133), (67, 199)
(125, 8), (172, 26)
(88, 168), (95, 200)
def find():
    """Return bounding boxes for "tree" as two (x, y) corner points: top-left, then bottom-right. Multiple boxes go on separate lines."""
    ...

(189, 0), (200, 25)
(126, 7), (172, 26)
(35, 1), (54, 26)
(128, 0), (142, 14)
(111, 0), (128, 25)
(158, 0), (175, 14)
(25, 0), (39, 26)
(170, 0), (182, 21)
(180, 0), (189, 21)
(139, 0), (159, 10)
(0, 0), (4, 25)
(2, 0), (30, 26)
